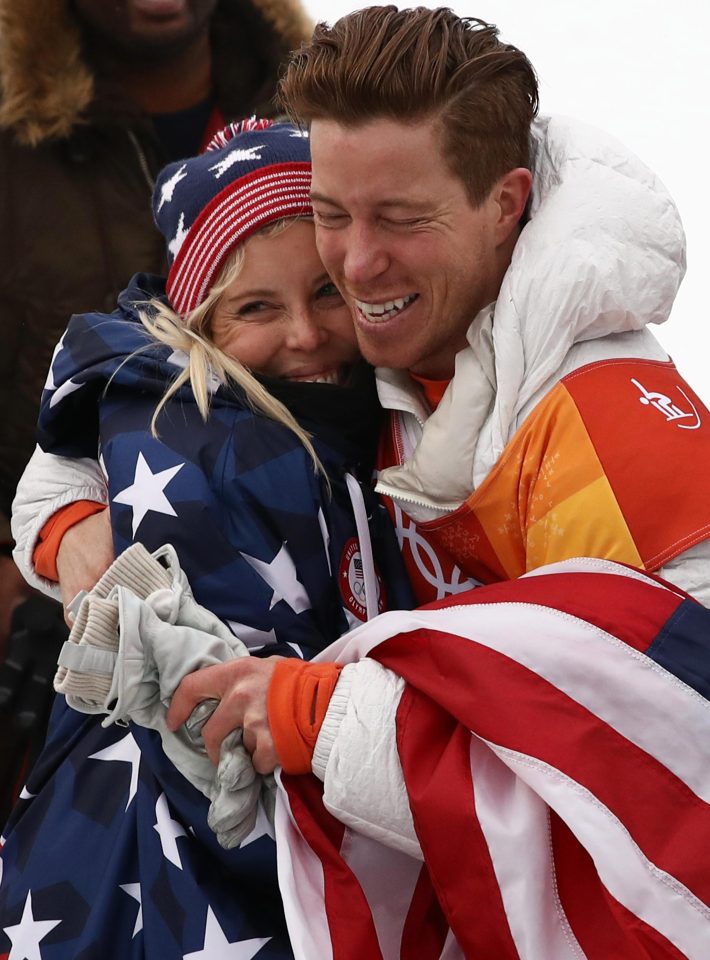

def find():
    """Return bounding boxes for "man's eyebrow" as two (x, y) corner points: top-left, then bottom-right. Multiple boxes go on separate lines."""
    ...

(309, 191), (341, 206)
(310, 191), (430, 212)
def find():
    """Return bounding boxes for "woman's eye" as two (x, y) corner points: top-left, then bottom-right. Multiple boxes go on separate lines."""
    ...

(317, 281), (343, 300)
(237, 301), (269, 317)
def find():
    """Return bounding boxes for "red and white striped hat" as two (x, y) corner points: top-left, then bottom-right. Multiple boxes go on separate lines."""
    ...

(153, 118), (312, 316)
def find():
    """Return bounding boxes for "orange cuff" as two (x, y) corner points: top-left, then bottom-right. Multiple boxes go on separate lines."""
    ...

(268, 658), (343, 774)
(33, 501), (107, 582)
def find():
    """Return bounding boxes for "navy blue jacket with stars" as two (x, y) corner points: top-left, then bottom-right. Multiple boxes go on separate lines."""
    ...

(0, 274), (413, 960)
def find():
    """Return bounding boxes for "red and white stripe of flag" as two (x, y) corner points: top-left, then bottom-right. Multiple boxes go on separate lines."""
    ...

(276, 559), (710, 959)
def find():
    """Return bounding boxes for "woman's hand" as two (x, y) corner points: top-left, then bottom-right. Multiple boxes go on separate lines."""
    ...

(56, 508), (115, 622)
(167, 656), (283, 774)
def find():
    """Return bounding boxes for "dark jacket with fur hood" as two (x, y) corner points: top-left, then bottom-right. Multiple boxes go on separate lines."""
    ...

(0, 0), (311, 531)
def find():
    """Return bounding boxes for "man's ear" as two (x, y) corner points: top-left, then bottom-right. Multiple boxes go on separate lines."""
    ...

(494, 167), (533, 245)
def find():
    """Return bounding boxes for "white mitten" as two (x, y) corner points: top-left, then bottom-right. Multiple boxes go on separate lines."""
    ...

(54, 540), (173, 708)
(53, 542), (261, 842)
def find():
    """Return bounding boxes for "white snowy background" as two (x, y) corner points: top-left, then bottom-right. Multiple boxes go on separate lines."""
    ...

(302, 0), (709, 404)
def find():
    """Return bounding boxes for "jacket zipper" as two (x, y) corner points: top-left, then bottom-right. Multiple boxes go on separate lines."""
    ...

(374, 481), (459, 514)
(126, 129), (156, 193)
(376, 410), (458, 514)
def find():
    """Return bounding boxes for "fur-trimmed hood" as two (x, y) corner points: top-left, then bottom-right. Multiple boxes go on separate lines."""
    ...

(0, 0), (312, 146)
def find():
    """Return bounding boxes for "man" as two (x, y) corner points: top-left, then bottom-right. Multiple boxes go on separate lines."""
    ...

(0, 0), (310, 819)
(11, 7), (710, 954)
(165, 3), (710, 759)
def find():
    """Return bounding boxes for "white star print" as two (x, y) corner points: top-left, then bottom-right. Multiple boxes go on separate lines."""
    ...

(183, 907), (270, 960)
(119, 883), (143, 937)
(226, 620), (278, 651)
(153, 792), (187, 869)
(157, 164), (187, 212)
(239, 801), (274, 848)
(167, 349), (221, 393)
(2, 891), (61, 960)
(113, 452), (184, 537)
(48, 376), (83, 409)
(43, 331), (83, 407)
(89, 732), (141, 810)
(43, 331), (67, 391)
(289, 129), (309, 138)
(209, 146), (265, 179)
(241, 543), (311, 614)
(168, 211), (189, 259)
(317, 507), (332, 574)
(19, 786), (36, 800)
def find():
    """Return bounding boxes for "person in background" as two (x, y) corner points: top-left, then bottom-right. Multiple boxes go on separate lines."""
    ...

(0, 0), (311, 821)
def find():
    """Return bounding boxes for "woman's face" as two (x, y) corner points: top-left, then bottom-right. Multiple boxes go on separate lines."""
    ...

(210, 220), (360, 383)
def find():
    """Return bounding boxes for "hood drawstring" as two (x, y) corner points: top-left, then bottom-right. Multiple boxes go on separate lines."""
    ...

(344, 473), (379, 621)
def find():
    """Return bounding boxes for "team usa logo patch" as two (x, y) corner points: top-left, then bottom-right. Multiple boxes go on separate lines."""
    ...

(339, 538), (386, 621)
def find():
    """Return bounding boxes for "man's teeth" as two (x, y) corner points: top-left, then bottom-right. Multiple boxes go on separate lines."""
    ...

(354, 294), (417, 322)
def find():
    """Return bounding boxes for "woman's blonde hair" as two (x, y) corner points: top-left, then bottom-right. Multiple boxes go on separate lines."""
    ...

(138, 219), (324, 474)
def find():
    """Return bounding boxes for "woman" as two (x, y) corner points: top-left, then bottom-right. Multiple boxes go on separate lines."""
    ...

(0, 120), (412, 960)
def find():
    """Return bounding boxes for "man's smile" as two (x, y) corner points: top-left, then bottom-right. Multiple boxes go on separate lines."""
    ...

(352, 294), (419, 323)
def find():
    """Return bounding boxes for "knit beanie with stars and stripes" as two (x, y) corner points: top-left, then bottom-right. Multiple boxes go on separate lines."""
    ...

(152, 118), (312, 317)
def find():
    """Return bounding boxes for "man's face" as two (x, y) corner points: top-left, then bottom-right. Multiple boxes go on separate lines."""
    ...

(73, 0), (218, 55)
(309, 117), (507, 379)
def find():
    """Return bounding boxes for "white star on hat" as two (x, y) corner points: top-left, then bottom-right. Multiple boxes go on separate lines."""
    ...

(168, 211), (189, 259)
(113, 451), (184, 537)
(183, 907), (270, 960)
(2, 891), (61, 960)
(157, 164), (188, 212)
(208, 145), (265, 179)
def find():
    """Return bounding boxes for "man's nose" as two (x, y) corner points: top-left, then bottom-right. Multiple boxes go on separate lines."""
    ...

(285, 311), (329, 351)
(342, 224), (389, 287)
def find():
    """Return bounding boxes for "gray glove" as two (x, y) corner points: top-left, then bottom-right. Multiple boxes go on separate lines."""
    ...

(54, 542), (262, 847)
(183, 698), (262, 848)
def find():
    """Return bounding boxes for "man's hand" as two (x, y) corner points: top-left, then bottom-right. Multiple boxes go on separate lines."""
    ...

(56, 508), (114, 620)
(167, 656), (283, 774)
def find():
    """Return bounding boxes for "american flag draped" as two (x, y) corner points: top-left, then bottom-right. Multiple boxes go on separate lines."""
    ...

(275, 558), (710, 959)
